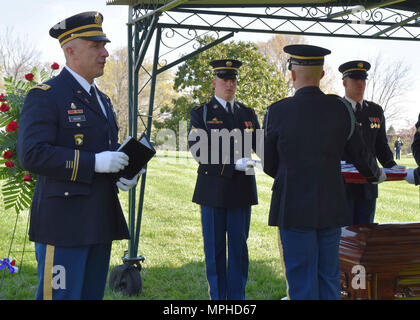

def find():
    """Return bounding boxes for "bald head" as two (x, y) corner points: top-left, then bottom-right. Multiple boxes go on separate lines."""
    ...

(290, 65), (325, 90)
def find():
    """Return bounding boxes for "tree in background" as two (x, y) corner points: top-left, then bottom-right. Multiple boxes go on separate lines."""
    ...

(256, 34), (339, 94)
(153, 36), (288, 146)
(0, 27), (41, 80)
(96, 46), (178, 142)
(365, 54), (413, 125)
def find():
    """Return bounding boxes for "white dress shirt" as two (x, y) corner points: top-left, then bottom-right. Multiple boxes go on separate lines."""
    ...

(214, 95), (235, 113)
(65, 65), (107, 118)
(344, 95), (364, 112)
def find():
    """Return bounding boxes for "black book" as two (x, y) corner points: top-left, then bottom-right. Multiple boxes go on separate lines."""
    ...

(116, 134), (156, 179)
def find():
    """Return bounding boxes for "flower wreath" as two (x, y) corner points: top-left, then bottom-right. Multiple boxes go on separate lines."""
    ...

(0, 63), (59, 213)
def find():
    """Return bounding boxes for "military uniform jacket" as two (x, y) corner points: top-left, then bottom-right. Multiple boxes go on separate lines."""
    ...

(263, 86), (381, 229)
(343, 100), (396, 200)
(411, 113), (420, 184)
(188, 96), (260, 208)
(17, 68), (130, 247)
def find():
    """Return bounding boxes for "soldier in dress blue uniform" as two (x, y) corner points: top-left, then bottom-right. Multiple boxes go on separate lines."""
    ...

(263, 45), (385, 300)
(405, 113), (420, 184)
(339, 60), (397, 224)
(188, 59), (261, 300)
(17, 12), (142, 300)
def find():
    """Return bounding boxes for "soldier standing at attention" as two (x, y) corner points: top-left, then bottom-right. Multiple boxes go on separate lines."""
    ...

(339, 60), (397, 224)
(17, 12), (142, 300)
(188, 59), (260, 300)
(263, 45), (385, 300)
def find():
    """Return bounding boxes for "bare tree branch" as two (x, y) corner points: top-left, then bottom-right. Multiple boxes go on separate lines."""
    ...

(365, 54), (413, 125)
(0, 27), (41, 79)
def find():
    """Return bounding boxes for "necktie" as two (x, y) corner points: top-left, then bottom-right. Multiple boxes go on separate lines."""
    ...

(90, 86), (107, 118)
(355, 102), (362, 121)
(226, 101), (233, 114)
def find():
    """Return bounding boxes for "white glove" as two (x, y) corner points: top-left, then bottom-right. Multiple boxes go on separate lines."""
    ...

(235, 157), (255, 171)
(95, 151), (129, 173)
(405, 168), (416, 184)
(372, 168), (387, 184)
(391, 165), (406, 170)
(116, 168), (146, 191)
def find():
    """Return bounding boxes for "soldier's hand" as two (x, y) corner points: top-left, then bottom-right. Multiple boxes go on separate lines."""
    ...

(405, 168), (416, 184)
(116, 168), (146, 191)
(235, 157), (254, 171)
(95, 151), (129, 173)
(117, 175), (138, 191)
(372, 168), (387, 184)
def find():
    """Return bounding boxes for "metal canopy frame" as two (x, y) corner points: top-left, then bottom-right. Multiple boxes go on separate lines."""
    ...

(107, 0), (420, 286)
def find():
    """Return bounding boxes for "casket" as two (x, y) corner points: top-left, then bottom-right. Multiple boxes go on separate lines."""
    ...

(339, 223), (420, 300)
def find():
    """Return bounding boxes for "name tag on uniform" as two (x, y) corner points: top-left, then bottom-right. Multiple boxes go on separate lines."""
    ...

(69, 115), (86, 122)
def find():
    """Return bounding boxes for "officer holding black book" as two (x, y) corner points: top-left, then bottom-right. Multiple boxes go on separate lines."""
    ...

(17, 12), (143, 300)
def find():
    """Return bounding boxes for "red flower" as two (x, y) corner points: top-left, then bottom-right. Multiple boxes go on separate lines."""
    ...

(6, 121), (17, 132)
(5, 160), (14, 168)
(0, 103), (10, 112)
(3, 151), (13, 159)
(0, 93), (6, 102)
(51, 62), (60, 70)
(25, 73), (34, 81)
(24, 174), (33, 182)
(10, 259), (16, 266)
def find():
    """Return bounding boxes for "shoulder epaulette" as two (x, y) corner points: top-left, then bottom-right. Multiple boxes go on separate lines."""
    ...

(30, 83), (51, 91)
(193, 101), (208, 111)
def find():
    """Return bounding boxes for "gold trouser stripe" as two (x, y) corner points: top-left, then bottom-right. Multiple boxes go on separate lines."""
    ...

(277, 229), (291, 300)
(71, 150), (79, 181)
(43, 244), (55, 300)
(200, 205), (212, 300)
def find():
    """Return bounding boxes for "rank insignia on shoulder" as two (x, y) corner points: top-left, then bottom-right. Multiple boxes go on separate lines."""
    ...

(30, 83), (51, 91)
(74, 134), (84, 146)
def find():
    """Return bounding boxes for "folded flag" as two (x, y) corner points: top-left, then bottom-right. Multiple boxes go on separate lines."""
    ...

(341, 162), (407, 184)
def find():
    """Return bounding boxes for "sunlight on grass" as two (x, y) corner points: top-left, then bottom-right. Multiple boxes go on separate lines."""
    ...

(1, 152), (418, 300)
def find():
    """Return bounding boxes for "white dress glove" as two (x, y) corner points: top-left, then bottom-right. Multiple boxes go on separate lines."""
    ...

(372, 168), (387, 184)
(405, 168), (416, 184)
(235, 158), (254, 171)
(116, 168), (146, 191)
(95, 151), (129, 173)
(391, 165), (406, 170)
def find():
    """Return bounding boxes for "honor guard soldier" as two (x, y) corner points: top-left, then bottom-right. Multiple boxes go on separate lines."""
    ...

(339, 60), (397, 224)
(405, 113), (420, 185)
(188, 59), (261, 300)
(17, 12), (143, 300)
(263, 45), (385, 300)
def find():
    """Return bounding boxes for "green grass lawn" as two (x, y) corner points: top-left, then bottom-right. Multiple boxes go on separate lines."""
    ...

(0, 152), (418, 300)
